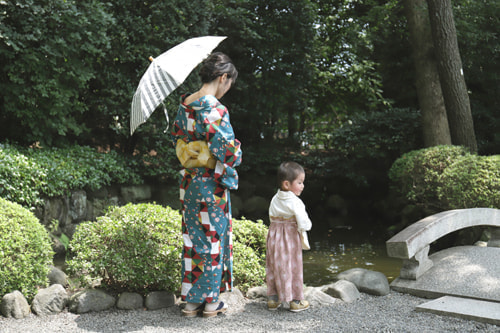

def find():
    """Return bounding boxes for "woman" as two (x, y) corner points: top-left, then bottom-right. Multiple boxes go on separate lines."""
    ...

(170, 52), (242, 318)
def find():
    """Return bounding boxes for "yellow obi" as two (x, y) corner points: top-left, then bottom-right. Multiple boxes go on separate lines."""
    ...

(176, 139), (217, 169)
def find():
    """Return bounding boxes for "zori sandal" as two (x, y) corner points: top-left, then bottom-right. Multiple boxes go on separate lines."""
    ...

(202, 301), (228, 318)
(181, 302), (205, 317)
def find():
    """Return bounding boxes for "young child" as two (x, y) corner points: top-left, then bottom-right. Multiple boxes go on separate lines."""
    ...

(266, 161), (312, 312)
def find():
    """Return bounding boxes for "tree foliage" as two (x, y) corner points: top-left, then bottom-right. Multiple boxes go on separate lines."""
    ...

(0, 0), (497, 154)
(0, 0), (113, 145)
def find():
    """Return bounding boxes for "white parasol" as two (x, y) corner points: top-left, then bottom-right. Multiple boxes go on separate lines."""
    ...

(130, 36), (227, 135)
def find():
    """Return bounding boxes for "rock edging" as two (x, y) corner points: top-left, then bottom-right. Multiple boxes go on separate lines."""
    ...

(1, 267), (389, 319)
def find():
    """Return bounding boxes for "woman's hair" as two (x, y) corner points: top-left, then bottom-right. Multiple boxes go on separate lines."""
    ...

(277, 161), (305, 188)
(199, 52), (238, 84)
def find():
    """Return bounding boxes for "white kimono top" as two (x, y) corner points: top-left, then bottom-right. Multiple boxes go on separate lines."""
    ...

(269, 190), (312, 249)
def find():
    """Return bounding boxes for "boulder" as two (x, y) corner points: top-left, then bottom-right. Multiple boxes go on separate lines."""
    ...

(246, 285), (267, 299)
(0, 290), (30, 319)
(303, 286), (336, 306)
(321, 280), (360, 303)
(337, 268), (390, 296)
(144, 291), (175, 310)
(220, 288), (247, 313)
(31, 284), (68, 316)
(116, 292), (144, 310)
(48, 266), (68, 287)
(120, 185), (152, 203)
(69, 289), (115, 314)
(69, 190), (87, 222)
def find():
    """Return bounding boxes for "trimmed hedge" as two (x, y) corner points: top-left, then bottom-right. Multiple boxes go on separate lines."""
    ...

(0, 144), (142, 209)
(438, 154), (500, 208)
(389, 145), (499, 210)
(67, 204), (267, 294)
(0, 198), (54, 301)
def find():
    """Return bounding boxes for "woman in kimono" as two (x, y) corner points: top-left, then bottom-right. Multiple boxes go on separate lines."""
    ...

(170, 52), (241, 318)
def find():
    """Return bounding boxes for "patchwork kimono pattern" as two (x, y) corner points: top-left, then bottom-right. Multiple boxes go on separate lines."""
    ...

(171, 94), (242, 304)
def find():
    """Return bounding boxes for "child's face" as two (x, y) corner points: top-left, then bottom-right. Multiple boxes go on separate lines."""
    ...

(284, 172), (305, 196)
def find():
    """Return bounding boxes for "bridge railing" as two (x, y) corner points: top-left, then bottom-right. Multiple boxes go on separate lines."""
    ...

(386, 208), (500, 280)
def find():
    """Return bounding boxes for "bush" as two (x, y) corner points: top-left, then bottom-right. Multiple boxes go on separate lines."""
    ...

(0, 144), (46, 208)
(0, 198), (54, 301)
(438, 155), (500, 209)
(389, 145), (499, 210)
(0, 143), (142, 209)
(67, 204), (268, 294)
(388, 145), (470, 206)
(232, 217), (268, 292)
(67, 203), (183, 293)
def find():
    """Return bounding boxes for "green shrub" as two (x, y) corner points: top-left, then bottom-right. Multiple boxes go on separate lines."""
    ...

(0, 143), (142, 209)
(67, 203), (183, 293)
(389, 145), (499, 210)
(438, 154), (500, 209)
(232, 241), (266, 293)
(67, 204), (268, 294)
(0, 144), (46, 208)
(0, 198), (54, 301)
(232, 217), (268, 292)
(388, 145), (470, 207)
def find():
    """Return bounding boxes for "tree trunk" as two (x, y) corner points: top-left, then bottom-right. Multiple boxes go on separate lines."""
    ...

(427, 0), (477, 152)
(404, 0), (451, 147)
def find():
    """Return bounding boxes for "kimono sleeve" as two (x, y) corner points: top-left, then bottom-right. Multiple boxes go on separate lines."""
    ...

(293, 197), (312, 232)
(201, 102), (242, 189)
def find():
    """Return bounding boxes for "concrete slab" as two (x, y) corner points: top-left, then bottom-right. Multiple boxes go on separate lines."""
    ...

(416, 296), (500, 325)
(391, 246), (500, 302)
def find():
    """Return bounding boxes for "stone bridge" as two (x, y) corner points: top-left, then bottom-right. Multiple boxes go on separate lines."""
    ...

(385, 208), (500, 325)
(386, 208), (500, 280)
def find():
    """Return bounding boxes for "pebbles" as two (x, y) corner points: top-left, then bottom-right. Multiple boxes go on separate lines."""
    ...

(0, 292), (498, 332)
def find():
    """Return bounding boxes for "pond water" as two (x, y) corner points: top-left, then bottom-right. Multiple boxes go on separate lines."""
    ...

(303, 227), (402, 286)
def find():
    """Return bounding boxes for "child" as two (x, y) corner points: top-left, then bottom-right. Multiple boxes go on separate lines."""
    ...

(266, 161), (312, 312)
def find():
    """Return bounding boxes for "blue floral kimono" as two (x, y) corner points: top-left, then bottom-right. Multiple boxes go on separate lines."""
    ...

(170, 94), (242, 304)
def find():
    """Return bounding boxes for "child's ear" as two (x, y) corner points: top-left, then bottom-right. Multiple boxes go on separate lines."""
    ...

(282, 180), (290, 191)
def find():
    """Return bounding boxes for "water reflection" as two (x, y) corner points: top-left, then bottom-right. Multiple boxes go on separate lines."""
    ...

(303, 230), (402, 287)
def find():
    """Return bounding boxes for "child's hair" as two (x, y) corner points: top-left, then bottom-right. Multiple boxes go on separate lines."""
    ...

(199, 52), (238, 84)
(277, 161), (305, 189)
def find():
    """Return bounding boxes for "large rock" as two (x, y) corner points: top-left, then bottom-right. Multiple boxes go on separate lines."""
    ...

(0, 290), (30, 319)
(69, 190), (88, 222)
(48, 266), (68, 287)
(220, 288), (247, 313)
(145, 291), (175, 310)
(31, 284), (68, 316)
(337, 268), (390, 296)
(246, 285), (267, 300)
(120, 185), (152, 203)
(116, 292), (143, 310)
(39, 197), (69, 228)
(303, 286), (336, 306)
(69, 289), (115, 314)
(321, 280), (360, 303)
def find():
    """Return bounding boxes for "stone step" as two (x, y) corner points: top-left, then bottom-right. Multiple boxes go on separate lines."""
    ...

(416, 296), (500, 325)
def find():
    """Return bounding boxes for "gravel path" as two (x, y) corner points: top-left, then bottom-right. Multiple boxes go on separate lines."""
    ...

(0, 292), (497, 333)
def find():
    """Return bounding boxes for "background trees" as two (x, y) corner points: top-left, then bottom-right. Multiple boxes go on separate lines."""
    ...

(427, 0), (477, 152)
(0, 0), (497, 155)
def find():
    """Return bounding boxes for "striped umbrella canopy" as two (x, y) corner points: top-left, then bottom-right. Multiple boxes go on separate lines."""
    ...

(130, 36), (227, 135)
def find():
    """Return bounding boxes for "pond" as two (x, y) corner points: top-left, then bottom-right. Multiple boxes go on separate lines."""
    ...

(303, 226), (402, 286)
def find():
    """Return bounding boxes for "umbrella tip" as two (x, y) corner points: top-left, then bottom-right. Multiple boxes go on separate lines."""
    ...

(149, 56), (154, 62)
